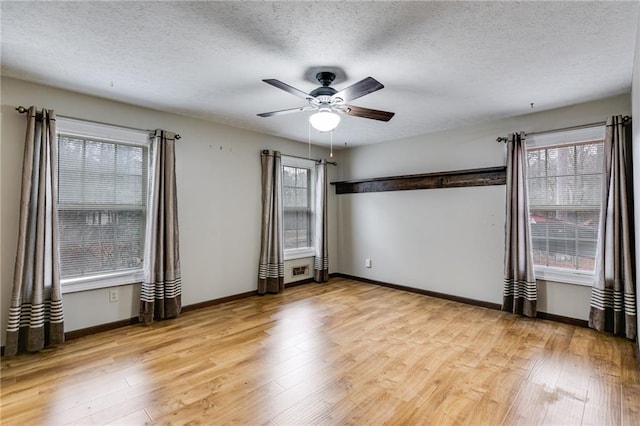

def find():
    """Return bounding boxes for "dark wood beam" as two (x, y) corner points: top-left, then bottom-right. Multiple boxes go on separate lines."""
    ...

(331, 166), (507, 194)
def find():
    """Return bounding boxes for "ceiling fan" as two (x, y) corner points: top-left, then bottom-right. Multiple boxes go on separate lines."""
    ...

(257, 71), (395, 132)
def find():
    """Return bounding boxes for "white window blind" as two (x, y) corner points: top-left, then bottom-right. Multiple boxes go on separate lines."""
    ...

(525, 125), (605, 282)
(56, 118), (150, 290)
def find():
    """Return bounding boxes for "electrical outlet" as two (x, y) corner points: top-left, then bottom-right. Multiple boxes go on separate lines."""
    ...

(365, 258), (372, 268)
(109, 288), (118, 303)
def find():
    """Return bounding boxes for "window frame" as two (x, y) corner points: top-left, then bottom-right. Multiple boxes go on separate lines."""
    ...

(525, 126), (605, 287)
(281, 156), (316, 260)
(56, 117), (151, 294)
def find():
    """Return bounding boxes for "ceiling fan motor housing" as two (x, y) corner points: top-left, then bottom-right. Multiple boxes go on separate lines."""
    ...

(316, 71), (336, 86)
(309, 71), (339, 99)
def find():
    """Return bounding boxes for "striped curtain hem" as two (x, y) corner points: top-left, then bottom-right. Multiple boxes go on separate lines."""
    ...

(589, 287), (637, 338)
(139, 276), (182, 323)
(502, 278), (537, 300)
(258, 262), (284, 294)
(502, 278), (537, 317)
(314, 256), (329, 283)
(140, 277), (182, 303)
(5, 300), (64, 355)
(258, 262), (284, 279)
(6, 300), (64, 331)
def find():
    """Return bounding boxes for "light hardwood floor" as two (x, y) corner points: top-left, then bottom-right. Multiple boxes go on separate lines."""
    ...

(1, 278), (639, 425)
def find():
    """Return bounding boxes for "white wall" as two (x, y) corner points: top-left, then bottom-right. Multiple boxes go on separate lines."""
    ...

(0, 77), (339, 345)
(336, 94), (631, 320)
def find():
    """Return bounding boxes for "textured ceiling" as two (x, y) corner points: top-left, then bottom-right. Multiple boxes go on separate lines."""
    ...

(1, 1), (639, 147)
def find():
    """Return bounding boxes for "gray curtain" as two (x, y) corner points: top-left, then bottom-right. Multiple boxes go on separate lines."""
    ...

(6, 107), (64, 356)
(314, 159), (329, 282)
(589, 116), (636, 339)
(502, 132), (537, 317)
(258, 150), (284, 294)
(140, 130), (182, 324)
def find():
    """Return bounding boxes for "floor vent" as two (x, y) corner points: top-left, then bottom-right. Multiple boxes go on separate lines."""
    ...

(292, 265), (309, 277)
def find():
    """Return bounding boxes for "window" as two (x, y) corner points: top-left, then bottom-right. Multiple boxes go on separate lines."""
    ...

(282, 157), (315, 259)
(526, 126), (605, 285)
(56, 118), (151, 292)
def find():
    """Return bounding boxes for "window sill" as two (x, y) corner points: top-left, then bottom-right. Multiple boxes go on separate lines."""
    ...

(284, 248), (315, 261)
(534, 266), (594, 287)
(61, 269), (144, 294)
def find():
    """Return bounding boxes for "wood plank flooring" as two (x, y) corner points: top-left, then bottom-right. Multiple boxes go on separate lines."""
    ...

(1, 278), (639, 425)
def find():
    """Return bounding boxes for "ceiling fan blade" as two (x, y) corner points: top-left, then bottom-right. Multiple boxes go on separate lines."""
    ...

(257, 106), (316, 118)
(333, 77), (384, 102)
(344, 105), (395, 121)
(262, 79), (311, 100)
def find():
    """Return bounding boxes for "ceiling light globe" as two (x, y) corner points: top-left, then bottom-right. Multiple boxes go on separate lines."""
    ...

(309, 110), (340, 132)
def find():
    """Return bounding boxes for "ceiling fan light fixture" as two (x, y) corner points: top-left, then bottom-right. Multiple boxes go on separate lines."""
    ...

(309, 108), (340, 132)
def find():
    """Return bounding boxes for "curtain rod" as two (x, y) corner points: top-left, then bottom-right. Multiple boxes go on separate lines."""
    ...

(15, 106), (182, 140)
(496, 115), (631, 143)
(278, 152), (337, 166)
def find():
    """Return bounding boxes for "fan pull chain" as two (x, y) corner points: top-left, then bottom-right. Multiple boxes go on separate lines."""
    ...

(308, 120), (311, 159)
(330, 130), (334, 158)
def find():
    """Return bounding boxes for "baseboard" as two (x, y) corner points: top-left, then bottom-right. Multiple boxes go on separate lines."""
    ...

(535, 311), (589, 328)
(331, 273), (502, 311)
(64, 281), (316, 341)
(332, 273), (589, 328)
(66, 289), (262, 341)
(181, 290), (258, 313)
(285, 278), (315, 288)
(8, 275), (594, 350)
(65, 317), (140, 341)
(35, 279), (320, 344)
